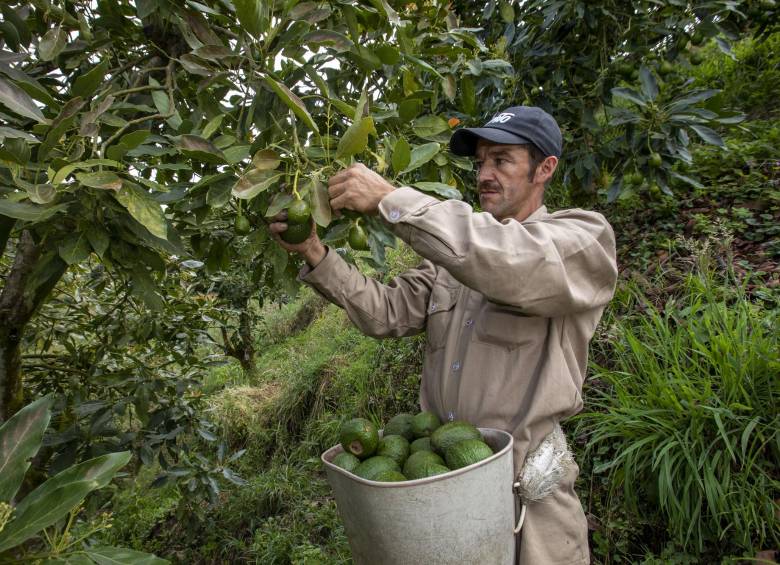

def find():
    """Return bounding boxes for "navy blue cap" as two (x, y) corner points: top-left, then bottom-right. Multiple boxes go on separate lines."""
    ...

(450, 106), (562, 158)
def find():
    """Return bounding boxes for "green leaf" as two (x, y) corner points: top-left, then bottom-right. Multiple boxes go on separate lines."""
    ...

(86, 226), (109, 257)
(309, 176), (331, 227)
(130, 270), (164, 310)
(149, 78), (171, 116)
(442, 75), (456, 101)
(233, 0), (265, 38)
(252, 149), (281, 170)
(611, 87), (647, 107)
(302, 30), (352, 52)
(0, 200), (66, 222)
(38, 26), (66, 61)
(193, 44), (234, 62)
(689, 125), (724, 147)
(0, 77), (47, 123)
(1, 5), (31, 46)
(0, 20), (21, 53)
(412, 182), (461, 200)
(114, 184), (168, 239)
(72, 59), (109, 98)
(26, 183), (56, 205)
(0, 396), (53, 503)
(375, 44), (400, 65)
(392, 137), (411, 174)
(398, 98), (423, 123)
(0, 481), (96, 553)
(58, 232), (91, 264)
(119, 130), (151, 150)
(401, 142), (440, 174)
(666, 89), (720, 113)
(638, 66), (658, 101)
(367, 0), (400, 25)
(232, 169), (283, 200)
(404, 54), (444, 79)
(412, 115), (449, 138)
(223, 145), (251, 164)
(37, 96), (85, 162)
(0, 126), (38, 142)
(262, 75), (319, 134)
(265, 192), (293, 217)
(0, 452), (132, 553)
(206, 181), (232, 208)
(52, 160), (121, 185)
(669, 171), (703, 189)
(336, 117), (373, 159)
(177, 135), (226, 164)
(76, 172), (123, 191)
(85, 546), (169, 565)
(201, 115), (224, 139)
(135, 0), (159, 19)
(714, 37), (735, 60)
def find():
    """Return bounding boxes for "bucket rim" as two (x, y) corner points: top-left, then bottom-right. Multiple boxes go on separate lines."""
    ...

(321, 427), (513, 488)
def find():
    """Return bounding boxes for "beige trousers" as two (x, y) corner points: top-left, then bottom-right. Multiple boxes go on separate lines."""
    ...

(515, 462), (590, 564)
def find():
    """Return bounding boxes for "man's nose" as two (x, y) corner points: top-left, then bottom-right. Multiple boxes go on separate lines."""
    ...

(477, 164), (495, 184)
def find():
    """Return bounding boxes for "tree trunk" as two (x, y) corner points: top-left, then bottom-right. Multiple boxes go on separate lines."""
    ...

(218, 306), (256, 374)
(0, 231), (67, 421)
(236, 309), (255, 373)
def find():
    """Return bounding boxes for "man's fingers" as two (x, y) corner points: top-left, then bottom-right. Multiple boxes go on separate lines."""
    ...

(270, 211), (288, 223)
(329, 193), (349, 212)
(268, 221), (287, 234)
(327, 178), (348, 199)
(329, 167), (354, 184)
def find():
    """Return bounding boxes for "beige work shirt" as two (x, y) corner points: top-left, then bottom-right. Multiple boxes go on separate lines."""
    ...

(300, 187), (617, 475)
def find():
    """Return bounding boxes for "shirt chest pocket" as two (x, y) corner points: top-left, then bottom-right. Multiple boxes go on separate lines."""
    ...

(425, 284), (459, 351)
(475, 304), (549, 350)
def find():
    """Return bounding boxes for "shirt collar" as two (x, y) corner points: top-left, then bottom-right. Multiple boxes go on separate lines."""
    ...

(523, 205), (548, 222)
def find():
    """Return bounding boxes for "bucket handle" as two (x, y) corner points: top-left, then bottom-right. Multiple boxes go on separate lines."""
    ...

(514, 504), (526, 534)
(513, 481), (526, 534)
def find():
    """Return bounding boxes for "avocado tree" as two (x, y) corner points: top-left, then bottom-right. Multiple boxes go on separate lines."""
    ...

(0, 0), (510, 421)
(452, 0), (755, 200)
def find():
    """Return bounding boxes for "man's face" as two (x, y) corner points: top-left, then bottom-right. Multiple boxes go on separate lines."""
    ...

(474, 140), (543, 222)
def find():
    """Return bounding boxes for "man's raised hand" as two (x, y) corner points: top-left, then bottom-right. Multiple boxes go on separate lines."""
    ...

(328, 163), (395, 215)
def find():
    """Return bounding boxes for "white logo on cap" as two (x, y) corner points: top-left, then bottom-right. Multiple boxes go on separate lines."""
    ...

(488, 112), (515, 124)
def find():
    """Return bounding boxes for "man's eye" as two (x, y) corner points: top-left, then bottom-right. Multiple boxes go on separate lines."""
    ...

(495, 158), (505, 165)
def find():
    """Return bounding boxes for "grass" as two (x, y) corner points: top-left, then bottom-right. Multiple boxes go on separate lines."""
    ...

(576, 253), (779, 559)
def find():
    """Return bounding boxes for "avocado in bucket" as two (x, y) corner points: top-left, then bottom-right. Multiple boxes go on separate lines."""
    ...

(354, 456), (401, 480)
(403, 450), (446, 479)
(339, 418), (379, 459)
(445, 439), (494, 470)
(411, 411), (441, 438)
(332, 452), (361, 473)
(376, 434), (410, 467)
(384, 413), (415, 441)
(431, 421), (482, 456)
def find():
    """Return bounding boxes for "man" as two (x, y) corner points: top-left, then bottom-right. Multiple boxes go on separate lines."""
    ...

(270, 106), (617, 564)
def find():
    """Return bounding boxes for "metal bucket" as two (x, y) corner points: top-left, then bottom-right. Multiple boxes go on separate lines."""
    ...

(321, 428), (515, 565)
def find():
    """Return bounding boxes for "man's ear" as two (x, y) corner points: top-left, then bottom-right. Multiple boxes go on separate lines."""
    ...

(536, 156), (558, 184)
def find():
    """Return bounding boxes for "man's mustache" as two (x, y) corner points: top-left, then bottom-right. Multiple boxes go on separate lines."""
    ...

(478, 181), (501, 192)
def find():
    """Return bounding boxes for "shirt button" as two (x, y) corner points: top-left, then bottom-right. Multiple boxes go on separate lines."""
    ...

(388, 209), (401, 221)
(451, 361), (461, 371)
(465, 319), (473, 327)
